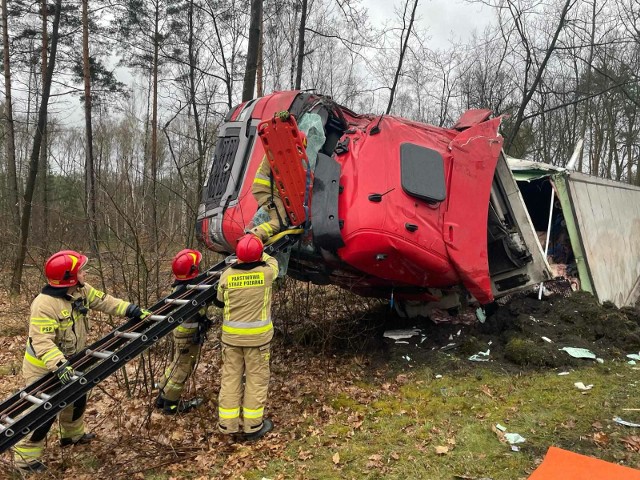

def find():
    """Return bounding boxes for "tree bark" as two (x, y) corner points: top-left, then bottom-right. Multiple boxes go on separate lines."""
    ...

(10, 0), (63, 294)
(83, 0), (99, 255)
(1, 0), (20, 229)
(242, 0), (262, 101)
(294, 0), (307, 90)
(257, 4), (264, 97)
(386, 0), (418, 115)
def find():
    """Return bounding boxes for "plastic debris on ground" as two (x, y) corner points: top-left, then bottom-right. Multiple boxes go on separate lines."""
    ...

(541, 336), (553, 343)
(504, 433), (526, 444)
(435, 374), (443, 379)
(613, 417), (640, 427)
(627, 353), (640, 361)
(469, 349), (490, 362)
(557, 371), (571, 376)
(629, 360), (637, 365)
(511, 445), (520, 452)
(495, 424), (507, 432)
(560, 347), (597, 359)
(574, 382), (593, 391)
(383, 329), (420, 341)
(402, 355), (411, 362)
(476, 307), (486, 323)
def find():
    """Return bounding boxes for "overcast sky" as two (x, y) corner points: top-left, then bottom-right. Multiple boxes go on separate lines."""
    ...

(367, 0), (494, 49)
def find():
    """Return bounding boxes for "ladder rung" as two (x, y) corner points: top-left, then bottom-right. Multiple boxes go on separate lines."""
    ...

(20, 392), (44, 406)
(86, 349), (113, 360)
(38, 393), (51, 401)
(186, 284), (213, 290)
(149, 315), (166, 321)
(115, 330), (143, 340)
(3, 415), (15, 425)
(165, 299), (190, 305)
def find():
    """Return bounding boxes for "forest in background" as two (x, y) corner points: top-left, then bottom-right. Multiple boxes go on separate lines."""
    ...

(0, 0), (639, 303)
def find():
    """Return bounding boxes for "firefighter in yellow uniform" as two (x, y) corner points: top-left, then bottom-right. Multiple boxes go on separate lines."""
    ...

(250, 154), (290, 242)
(155, 249), (211, 414)
(217, 234), (278, 440)
(13, 250), (150, 472)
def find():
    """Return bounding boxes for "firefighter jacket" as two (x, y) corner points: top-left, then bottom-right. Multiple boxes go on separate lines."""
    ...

(252, 155), (274, 196)
(217, 253), (279, 347)
(25, 283), (132, 373)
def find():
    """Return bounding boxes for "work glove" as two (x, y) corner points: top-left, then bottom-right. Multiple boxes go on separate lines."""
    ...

(126, 304), (152, 320)
(56, 361), (76, 385)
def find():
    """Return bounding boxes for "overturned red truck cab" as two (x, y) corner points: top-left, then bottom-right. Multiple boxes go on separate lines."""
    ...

(196, 91), (550, 308)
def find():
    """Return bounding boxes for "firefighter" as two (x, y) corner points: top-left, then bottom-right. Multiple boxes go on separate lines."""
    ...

(250, 127), (307, 242)
(13, 250), (150, 472)
(216, 234), (278, 440)
(155, 249), (211, 414)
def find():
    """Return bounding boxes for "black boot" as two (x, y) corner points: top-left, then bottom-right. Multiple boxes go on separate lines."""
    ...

(155, 394), (165, 409)
(60, 432), (96, 447)
(242, 418), (273, 441)
(162, 397), (203, 415)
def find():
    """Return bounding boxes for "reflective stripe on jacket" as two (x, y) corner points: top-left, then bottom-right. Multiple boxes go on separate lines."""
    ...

(26, 283), (131, 372)
(217, 253), (279, 347)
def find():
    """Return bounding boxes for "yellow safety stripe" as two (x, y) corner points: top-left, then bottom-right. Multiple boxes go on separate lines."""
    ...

(243, 407), (264, 419)
(253, 177), (272, 187)
(30, 317), (57, 326)
(176, 325), (198, 334)
(116, 301), (128, 316)
(257, 222), (273, 236)
(222, 322), (273, 336)
(13, 445), (43, 459)
(41, 348), (64, 364)
(24, 351), (47, 368)
(223, 290), (230, 321)
(219, 407), (240, 419)
(261, 287), (267, 321)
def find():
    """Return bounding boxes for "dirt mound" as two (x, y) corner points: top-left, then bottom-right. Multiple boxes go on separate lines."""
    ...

(375, 291), (640, 372)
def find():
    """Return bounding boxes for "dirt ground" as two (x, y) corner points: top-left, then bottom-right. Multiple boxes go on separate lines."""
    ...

(377, 290), (640, 373)
(0, 282), (639, 479)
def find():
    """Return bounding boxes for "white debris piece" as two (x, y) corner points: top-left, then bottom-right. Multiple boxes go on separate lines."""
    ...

(613, 417), (640, 428)
(469, 350), (490, 362)
(574, 382), (593, 391)
(435, 375), (443, 379)
(627, 353), (640, 361)
(557, 371), (571, 376)
(504, 433), (526, 444)
(560, 347), (597, 359)
(383, 329), (421, 340)
(495, 424), (507, 432)
(541, 336), (553, 343)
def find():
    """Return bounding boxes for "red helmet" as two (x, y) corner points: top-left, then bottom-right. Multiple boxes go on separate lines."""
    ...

(236, 234), (264, 263)
(44, 250), (88, 287)
(172, 249), (202, 280)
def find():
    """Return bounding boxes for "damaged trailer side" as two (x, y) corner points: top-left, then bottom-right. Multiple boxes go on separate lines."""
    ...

(509, 158), (640, 307)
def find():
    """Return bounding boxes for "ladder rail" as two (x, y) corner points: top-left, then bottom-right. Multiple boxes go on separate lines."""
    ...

(0, 236), (293, 453)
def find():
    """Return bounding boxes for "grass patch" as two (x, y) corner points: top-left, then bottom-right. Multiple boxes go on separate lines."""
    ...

(244, 361), (640, 480)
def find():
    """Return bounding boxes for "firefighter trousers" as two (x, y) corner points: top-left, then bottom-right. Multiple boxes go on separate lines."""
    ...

(250, 190), (288, 242)
(158, 332), (201, 402)
(218, 343), (271, 434)
(13, 365), (87, 468)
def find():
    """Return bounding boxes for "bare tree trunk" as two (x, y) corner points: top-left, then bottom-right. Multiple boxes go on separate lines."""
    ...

(505, 0), (574, 151)
(294, 0), (307, 90)
(151, 1), (160, 297)
(188, 0), (205, 245)
(242, 0), (262, 101)
(257, 4), (264, 97)
(577, 0), (597, 173)
(38, 2), (49, 250)
(2, 0), (20, 230)
(10, 0), (62, 294)
(83, 0), (99, 256)
(386, 0), (418, 115)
